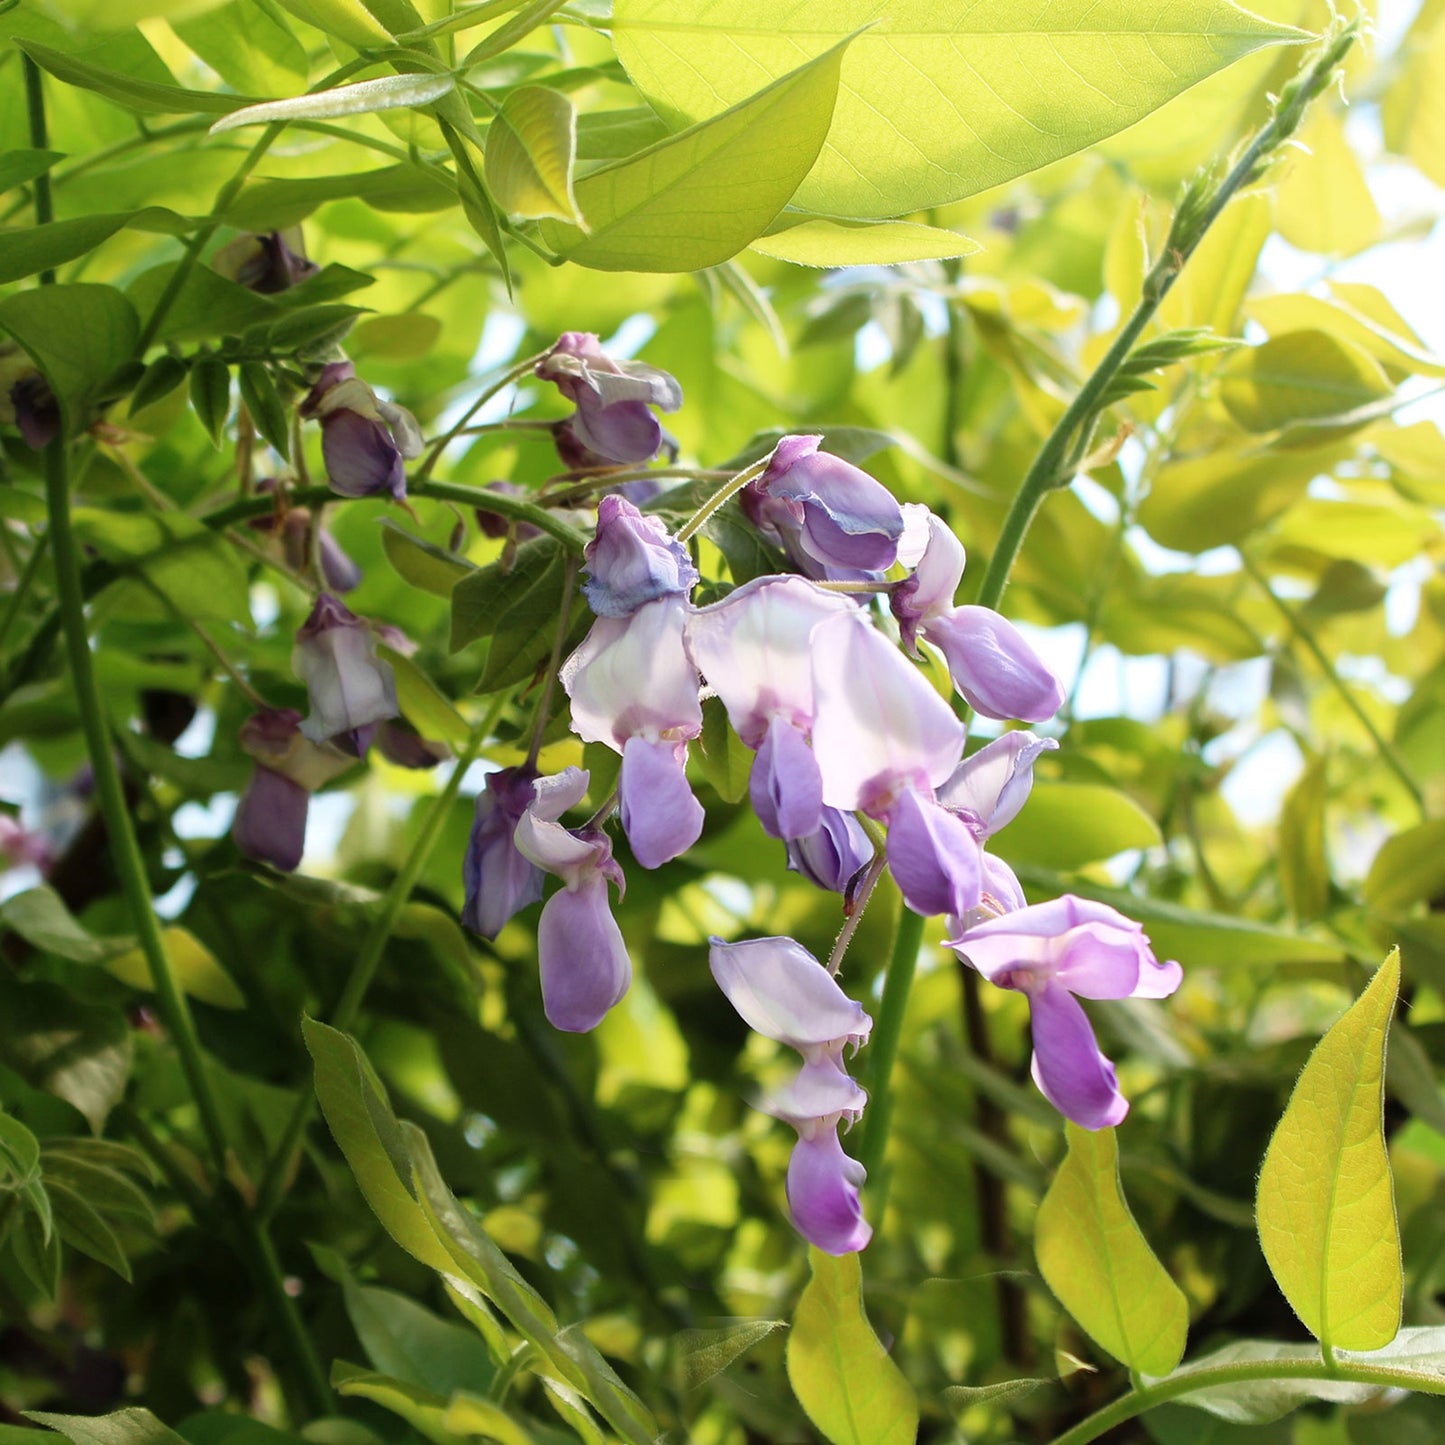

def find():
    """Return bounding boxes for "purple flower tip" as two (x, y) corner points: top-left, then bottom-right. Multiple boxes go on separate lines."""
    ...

(462, 766), (546, 940)
(583, 495), (698, 618)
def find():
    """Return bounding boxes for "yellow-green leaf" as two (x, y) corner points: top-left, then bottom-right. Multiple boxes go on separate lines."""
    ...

(485, 86), (581, 224)
(210, 73), (455, 135)
(268, 0), (394, 47)
(1248, 288), (1445, 381)
(1158, 189), (1271, 337)
(37, 0), (225, 30)
(442, 1394), (537, 1445)
(1036, 1123), (1189, 1376)
(1275, 106), (1379, 257)
(1256, 950), (1403, 1352)
(991, 782), (1161, 870)
(538, 41), (848, 272)
(104, 928), (246, 1009)
(1279, 755), (1328, 926)
(1267, 499), (1438, 569)
(751, 217), (978, 267)
(1219, 331), (1393, 433)
(786, 1249), (918, 1445)
(613, 0), (1305, 220)
(1362, 821), (1445, 915)
(1382, 13), (1445, 188)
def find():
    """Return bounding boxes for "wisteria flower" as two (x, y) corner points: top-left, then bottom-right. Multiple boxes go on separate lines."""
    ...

(462, 766), (545, 941)
(583, 495), (698, 618)
(949, 897), (1182, 1130)
(513, 768), (631, 1031)
(293, 594), (399, 751)
(300, 361), (423, 502)
(213, 229), (319, 294)
(786, 806), (875, 896)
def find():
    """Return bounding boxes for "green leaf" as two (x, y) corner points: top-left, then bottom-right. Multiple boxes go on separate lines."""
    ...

(237, 362), (291, 458)
(352, 312), (443, 361)
(27, 1410), (191, 1445)
(126, 263), (280, 345)
(302, 1018), (459, 1274)
(71, 509), (252, 627)
(16, 39), (252, 115)
(0, 209), (190, 287)
(189, 356), (232, 444)
(130, 355), (189, 414)
(47, 1180), (131, 1280)
(1036, 1123), (1189, 1375)
(697, 697), (752, 805)
(1363, 821), (1445, 914)
(1275, 106), (1379, 258)
(103, 928), (247, 1010)
(450, 535), (557, 647)
(538, 40), (849, 272)
(380, 520), (476, 597)
(343, 1281), (496, 1396)
(12, 1206), (62, 1297)
(377, 645), (469, 746)
(331, 1367), (464, 1445)
(210, 73), (457, 135)
(265, 0), (395, 47)
(0, 149), (65, 196)
(485, 86), (582, 224)
(1279, 755), (1328, 925)
(1219, 331), (1393, 434)
(751, 217), (978, 266)
(40, 1146), (158, 1230)
(440, 1396), (535, 1445)
(1256, 949), (1402, 1352)
(0, 885), (127, 964)
(942, 1378), (1050, 1412)
(786, 1249), (918, 1445)
(991, 782), (1161, 870)
(226, 165), (455, 231)
(0, 284), (139, 437)
(478, 553), (587, 693)
(1249, 286), (1445, 381)
(671, 1319), (786, 1390)
(31, 0), (232, 26)
(171, 2), (309, 96)
(612, 0), (1305, 220)
(0, 1111), (41, 1183)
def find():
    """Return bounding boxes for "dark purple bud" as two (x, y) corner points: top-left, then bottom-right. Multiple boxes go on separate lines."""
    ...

(786, 806), (874, 894)
(233, 764), (309, 871)
(475, 481), (543, 542)
(12, 374), (59, 451)
(462, 766), (546, 940)
(213, 229), (319, 294)
(583, 495), (698, 618)
(301, 364), (422, 502)
(377, 721), (449, 769)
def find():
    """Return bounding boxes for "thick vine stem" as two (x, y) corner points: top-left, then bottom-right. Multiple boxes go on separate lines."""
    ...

(972, 18), (1359, 616)
(1047, 1355), (1445, 1445)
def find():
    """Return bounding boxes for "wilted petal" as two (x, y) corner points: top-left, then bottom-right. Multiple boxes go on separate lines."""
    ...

(537, 878), (631, 1031)
(583, 495), (698, 618)
(810, 611), (964, 815)
(233, 766), (308, 872)
(709, 936), (871, 1054)
(751, 715), (823, 841)
(786, 806), (874, 894)
(787, 1125), (872, 1255)
(376, 397), (424, 459)
(937, 731), (1059, 838)
(1027, 983), (1129, 1131)
(462, 767), (545, 940)
(560, 597), (702, 750)
(885, 789), (982, 920)
(922, 606), (1065, 723)
(239, 707), (354, 792)
(618, 734), (703, 868)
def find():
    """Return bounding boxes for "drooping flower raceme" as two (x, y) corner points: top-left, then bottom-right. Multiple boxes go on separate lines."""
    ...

(685, 576), (855, 840)
(536, 332), (682, 469)
(300, 362), (423, 501)
(462, 765), (545, 941)
(892, 511), (1064, 723)
(560, 595), (704, 868)
(513, 768), (631, 1032)
(742, 435), (904, 579)
(583, 494), (699, 618)
(710, 936), (873, 1255)
(949, 897), (1182, 1130)
(293, 594), (399, 753)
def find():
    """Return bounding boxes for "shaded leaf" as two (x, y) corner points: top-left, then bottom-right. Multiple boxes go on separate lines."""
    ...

(103, 928), (247, 1009)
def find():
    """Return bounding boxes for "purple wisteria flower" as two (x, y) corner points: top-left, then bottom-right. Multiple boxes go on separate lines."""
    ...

(232, 708), (354, 872)
(741, 436), (904, 579)
(786, 806), (875, 895)
(213, 229), (319, 294)
(0, 814), (54, 873)
(293, 594), (399, 752)
(513, 768), (631, 1031)
(536, 332), (682, 469)
(560, 596), (704, 868)
(685, 576), (855, 840)
(0, 344), (59, 449)
(300, 362), (423, 502)
(893, 512), (1064, 722)
(583, 495), (698, 618)
(710, 936), (873, 1254)
(462, 765), (545, 940)
(261, 504), (363, 593)
(949, 897), (1182, 1130)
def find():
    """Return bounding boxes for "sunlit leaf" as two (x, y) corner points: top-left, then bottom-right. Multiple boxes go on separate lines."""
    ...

(103, 928), (246, 1010)
(787, 1249), (918, 1445)
(1257, 949), (1402, 1352)
(485, 85), (581, 224)
(751, 217), (978, 266)
(1362, 820), (1445, 915)
(210, 73), (456, 135)
(1275, 105), (1379, 257)
(16, 39), (250, 114)
(671, 1319), (787, 1390)
(1279, 754), (1328, 925)
(1036, 1123), (1189, 1375)
(1219, 331), (1393, 433)
(612, 0), (1306, 219)
(992, 782), (1162, 870)
(266, 0), (394, 47)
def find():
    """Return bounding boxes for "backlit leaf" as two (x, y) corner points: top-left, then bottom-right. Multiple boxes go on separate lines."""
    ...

(103, 928), (246, 1010)
(210, 73), (456, 135)
(1036, 1123), (1189, 1375)
(16, 39), (250, 114)
(1219, 331), (1393, 433)
(1256, 950), (1402, 1352)
(991, 782), (1162, 870)
(1362, 820), (1445, 915)
(612, 0), (1306, 219)
(485, 85), (581, 224)
(751, 217), (979, 266)
(786, 1249), (918, 1445)
(1275, 106), (1379, 257)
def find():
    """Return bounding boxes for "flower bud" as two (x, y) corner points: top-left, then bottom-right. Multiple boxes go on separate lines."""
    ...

(292, 595), (398, 750)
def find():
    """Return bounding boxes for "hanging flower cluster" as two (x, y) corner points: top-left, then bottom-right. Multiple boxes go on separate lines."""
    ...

(227, 326), (1180, 1256)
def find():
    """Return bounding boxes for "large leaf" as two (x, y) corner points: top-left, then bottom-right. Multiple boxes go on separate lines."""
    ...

(226, 165), (455, 230)
(612, 0), (1305, 220)
(0, 209), (189, 286)
(786, 1249), (918, 1445)
(0, 886), (127, 965)
(1219, 331), (1393, 433)
(1256, 950), (1402, 1352)
(16, 40), (251, 115)
(1362, 820), (1445, 915)
(1036, 1123), (1189, 1375)
(103, 928), (246, 1009)
(992, 782), (1162, 870)
(0, 284), (139, 436)
(485, 85), (581, 224)
(538, 41), (848, 271)
(751, 217), (978, 266)
(28, 1412), (190, 1445)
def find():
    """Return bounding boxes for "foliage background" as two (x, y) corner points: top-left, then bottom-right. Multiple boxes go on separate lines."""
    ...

(0, 0), (1443, 1442)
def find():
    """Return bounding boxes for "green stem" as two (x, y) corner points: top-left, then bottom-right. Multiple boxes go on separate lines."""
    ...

(856, 905), (925, 1213)
(1047, 1356), (1445, 1445)
(1240, 552), (1424, 813)
(415, 350), (549, 481)
(42, 434), (332, 1418)
(255, 709), (499, 1220)
(676, 459), (768, 543)
(972, 21), (1358, 616)
(0, 533), (49, 654)
(22, 57), (54, 283)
